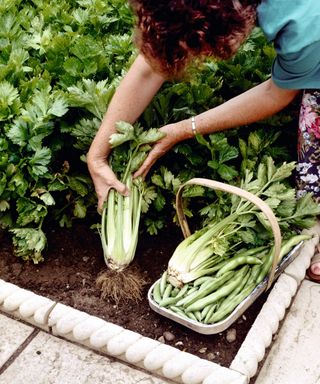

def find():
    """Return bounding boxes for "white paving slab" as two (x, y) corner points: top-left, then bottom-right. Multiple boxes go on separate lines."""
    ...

(0, 313), (34, 368)
(0, 331), (170, 384)
(255, 279), (320, 384)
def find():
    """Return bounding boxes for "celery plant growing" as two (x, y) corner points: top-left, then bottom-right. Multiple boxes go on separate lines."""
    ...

(96, 121), (165, 302)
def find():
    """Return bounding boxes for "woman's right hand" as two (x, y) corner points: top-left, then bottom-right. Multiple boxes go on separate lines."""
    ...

(87, 157), (129, 212)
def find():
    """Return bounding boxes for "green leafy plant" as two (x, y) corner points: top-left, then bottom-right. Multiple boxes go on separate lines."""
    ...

(0, 1), (298, 265)
(0, 0), (135, 261)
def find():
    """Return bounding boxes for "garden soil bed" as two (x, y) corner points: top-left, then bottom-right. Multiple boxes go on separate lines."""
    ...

(0, 223), (268, 367)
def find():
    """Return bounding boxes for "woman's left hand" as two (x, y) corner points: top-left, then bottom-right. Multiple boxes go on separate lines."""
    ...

(134, 120), (191, 179)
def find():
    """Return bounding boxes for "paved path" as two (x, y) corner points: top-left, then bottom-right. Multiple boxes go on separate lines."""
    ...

(255, 278), (320, 384)
(0, 313), (170, 384)
(0, 277), (319, 384)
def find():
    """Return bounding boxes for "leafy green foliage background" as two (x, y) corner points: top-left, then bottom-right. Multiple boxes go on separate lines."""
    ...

(0, 0), (297, 261)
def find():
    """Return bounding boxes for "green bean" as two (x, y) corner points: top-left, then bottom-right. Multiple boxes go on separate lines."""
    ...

(175, 292), (199, 308)
(159, 296), (178, 307)
(218, 266), (250, 310)
(159, 270), (168, 296)
(186, 267), (248, 312)
(192, 249), (267, 289)
(256, 234), (312, 285)
(171, 287), (180, 297)
(163, 284), (173, 300)
(176, 271), (234, 308)
(159, 284), (189, 307)
(204, 303), (219, 324)
(216, 256), (262, 277)
(175, 283), (189, 299)
(152, 281), (162, 304)
(207, 283), (256, 323)
(186, 311), (198, 321)
(187, 286), (199, 296)
(195, 248), (267, 288)
(201, 303), (213, 319)
(190, 260), (231, 280)
(169, 306), (189, 319)
(194, 276), (216, 287)
(197, 273), (234, 292)
(194, 311), (202, 322)
(279, 234), (311, 260)
(249, 254), (268, 283)
(201, 259), (230, 273)
(199, 277), (218, 291)
(235, 245), (269, 258)
(255, 246), (274, 284)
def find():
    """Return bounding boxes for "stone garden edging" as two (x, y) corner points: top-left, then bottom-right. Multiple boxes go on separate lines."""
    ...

(1, 222), (319, 384)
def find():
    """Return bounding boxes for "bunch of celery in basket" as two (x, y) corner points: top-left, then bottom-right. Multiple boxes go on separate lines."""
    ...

(152, 158), (320, 323)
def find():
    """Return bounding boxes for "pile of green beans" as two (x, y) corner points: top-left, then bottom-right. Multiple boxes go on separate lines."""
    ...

(151, 234), (311, 324)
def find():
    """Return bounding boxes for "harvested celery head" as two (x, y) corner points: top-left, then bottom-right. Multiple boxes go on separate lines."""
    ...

(96, 121), (165, 302)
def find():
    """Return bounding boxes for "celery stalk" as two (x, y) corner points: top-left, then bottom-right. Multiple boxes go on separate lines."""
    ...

(168, 212), (238, 286)
(100, 122), (165, 273)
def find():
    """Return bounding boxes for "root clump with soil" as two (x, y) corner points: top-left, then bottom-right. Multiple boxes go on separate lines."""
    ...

(96, 265), (149, 304)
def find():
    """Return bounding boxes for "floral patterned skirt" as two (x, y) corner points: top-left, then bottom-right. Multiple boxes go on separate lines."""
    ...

(296, 90), (320, 203)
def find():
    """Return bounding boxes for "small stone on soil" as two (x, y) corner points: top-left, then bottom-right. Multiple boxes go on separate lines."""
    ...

(207, 352), (215, 361)
(175, 341), (184, 347)
(163, 331), (175, 341)
(158, 336), (165, 343)
(199, 347), (207, 354)
(226, 328), (237, 343)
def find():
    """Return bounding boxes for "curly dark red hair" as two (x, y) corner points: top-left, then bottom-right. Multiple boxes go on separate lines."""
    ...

(129, 0), (259, 76)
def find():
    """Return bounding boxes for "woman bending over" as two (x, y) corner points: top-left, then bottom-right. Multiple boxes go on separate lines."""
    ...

(87, 0), (320, 281)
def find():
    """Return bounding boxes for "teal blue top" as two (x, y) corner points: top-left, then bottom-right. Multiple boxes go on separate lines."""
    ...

(257, 0), (320, 89)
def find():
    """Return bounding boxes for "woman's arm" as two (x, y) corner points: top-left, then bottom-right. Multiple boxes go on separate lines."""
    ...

(135, 79), (301, 178)
(87, 54), (166, 209)
(187, 79), (300, 135)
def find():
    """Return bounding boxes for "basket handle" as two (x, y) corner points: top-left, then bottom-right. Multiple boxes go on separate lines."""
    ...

(175, 178), (282, 290)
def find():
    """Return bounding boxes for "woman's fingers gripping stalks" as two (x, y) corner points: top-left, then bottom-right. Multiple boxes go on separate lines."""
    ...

(134, 123), (186, 179)
(88, 159), (129, 212)
(133, 143), (168, 179)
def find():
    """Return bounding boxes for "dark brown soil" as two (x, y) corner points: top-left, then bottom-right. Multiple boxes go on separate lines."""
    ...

(0, 223), (268, 368)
